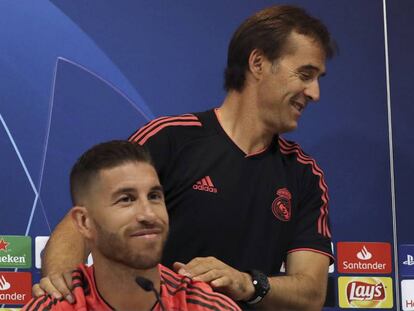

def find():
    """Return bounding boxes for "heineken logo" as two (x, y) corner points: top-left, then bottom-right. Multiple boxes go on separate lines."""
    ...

(0, 254), (26, 263)
(0, 236), (31, 269)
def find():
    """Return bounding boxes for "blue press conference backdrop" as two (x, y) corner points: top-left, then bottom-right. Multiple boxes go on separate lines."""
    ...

(0, 1), (412, 309)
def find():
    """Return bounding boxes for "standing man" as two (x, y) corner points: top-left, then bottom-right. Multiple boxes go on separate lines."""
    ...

(34, 5), (335, 310)
(25, 141), (240, 311)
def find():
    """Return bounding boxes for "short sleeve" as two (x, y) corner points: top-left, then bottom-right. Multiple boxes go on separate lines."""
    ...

(287, 160), (334, 263)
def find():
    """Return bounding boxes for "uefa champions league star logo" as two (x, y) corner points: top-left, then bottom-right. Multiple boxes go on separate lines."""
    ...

(403, 254), (414, 266)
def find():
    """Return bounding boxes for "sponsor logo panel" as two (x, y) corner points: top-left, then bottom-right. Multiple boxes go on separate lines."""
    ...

(329, 241), (335, 273)
(35, 236), (49, 269)
(337, 242), (391, 274)
(399, 245), (414, 277)
(402, 280), (414, 311)
(0, 236), (31, 269)
(338, 276), (393, 308)
(0, 272), (32, 305)
(36, 236), (93, 268)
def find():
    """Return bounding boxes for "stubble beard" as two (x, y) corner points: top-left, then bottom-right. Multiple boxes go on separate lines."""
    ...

(93, 220), (166, 270)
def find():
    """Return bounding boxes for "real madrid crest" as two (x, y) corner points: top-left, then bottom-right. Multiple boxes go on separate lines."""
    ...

(271, 188), (292, 221)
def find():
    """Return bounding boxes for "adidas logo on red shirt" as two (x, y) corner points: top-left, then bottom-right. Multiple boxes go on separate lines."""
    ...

(192, 176), (218, 193)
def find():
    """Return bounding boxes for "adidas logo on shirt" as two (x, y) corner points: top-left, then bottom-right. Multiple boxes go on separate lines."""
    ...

(192, 176), (218, 193)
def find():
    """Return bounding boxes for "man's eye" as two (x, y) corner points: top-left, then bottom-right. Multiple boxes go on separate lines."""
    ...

(299, 72), (313, 81)
(148, 191), (163, 201)
(117, 195), (135, 204)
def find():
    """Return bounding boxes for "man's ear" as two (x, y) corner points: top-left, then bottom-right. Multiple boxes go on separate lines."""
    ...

(248, 48), (266, 80)
(71, 206), (94, 239)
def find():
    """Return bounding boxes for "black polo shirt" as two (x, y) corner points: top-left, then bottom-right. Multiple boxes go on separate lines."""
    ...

(129, 109), (333, 275)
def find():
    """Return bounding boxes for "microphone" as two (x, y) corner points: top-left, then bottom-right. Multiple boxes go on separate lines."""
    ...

(135, 276), (165, 311)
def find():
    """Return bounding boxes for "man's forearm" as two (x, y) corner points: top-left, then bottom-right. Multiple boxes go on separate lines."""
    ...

(172, 254), (328, 311)
(258, 273), (327, 311)
(42, 212), (89, 276)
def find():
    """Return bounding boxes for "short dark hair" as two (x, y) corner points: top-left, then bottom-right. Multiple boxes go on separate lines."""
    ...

(224, 5), (336, 92)
(70, 140), (153, 205)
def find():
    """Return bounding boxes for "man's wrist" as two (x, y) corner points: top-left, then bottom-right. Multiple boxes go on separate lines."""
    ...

(241, 272), (255, 301)
(243, 270), (270, 304)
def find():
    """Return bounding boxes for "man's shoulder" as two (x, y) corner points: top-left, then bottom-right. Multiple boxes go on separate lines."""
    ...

(128, 110), (214, 146)
(70, 265), (92, 296)
(278, 137), (310, 160)
(23, 266), (91, 311)
(22, 295), (78, 311)
(278, 136), (324, 171)
(159, 264), (240, 311)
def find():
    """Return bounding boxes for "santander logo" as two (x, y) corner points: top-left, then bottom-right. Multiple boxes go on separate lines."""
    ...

(337, 242), (391, 274)
(0, 275), (11, 290)
(356, 246), (373, 261)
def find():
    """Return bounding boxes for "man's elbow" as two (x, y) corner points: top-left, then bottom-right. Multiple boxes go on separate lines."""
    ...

(304, 286), (326, 311)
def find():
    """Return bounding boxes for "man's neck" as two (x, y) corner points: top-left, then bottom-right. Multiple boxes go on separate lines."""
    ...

(92, 255), (161, 311)
(218, 90), (276, 155)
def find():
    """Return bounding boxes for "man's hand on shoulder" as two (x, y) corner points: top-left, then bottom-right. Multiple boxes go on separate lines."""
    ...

(32, 270), (75, 304)
(33, 211), (90, 304)
(173, 256), (254, 302)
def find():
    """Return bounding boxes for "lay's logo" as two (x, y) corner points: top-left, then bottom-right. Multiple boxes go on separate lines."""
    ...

(347, 281), (385, 301)
(339, 277), (393, 308)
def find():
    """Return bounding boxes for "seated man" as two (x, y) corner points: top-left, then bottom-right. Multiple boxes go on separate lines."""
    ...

(23, 141), (240, 311)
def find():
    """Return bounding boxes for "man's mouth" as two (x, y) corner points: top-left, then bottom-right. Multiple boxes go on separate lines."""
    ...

(130, 228), (163, 239)
(291, 101), (305, 113)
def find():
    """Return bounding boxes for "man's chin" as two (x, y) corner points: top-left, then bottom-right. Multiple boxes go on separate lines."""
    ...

(128, 254), (162, 270)
(99, 248), (163, 270)
(278, 124), (298, 134)
(122, 247), (164, 270)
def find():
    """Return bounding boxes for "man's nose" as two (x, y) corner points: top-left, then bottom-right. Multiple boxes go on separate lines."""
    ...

(135, 200), (157, 223)
(304, 79), (320, 102)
